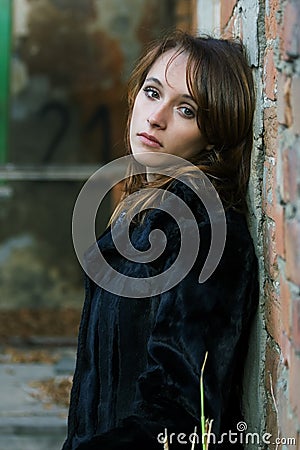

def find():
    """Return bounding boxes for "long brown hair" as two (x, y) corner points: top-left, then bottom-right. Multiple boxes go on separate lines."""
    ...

(110, 30), (255, 224)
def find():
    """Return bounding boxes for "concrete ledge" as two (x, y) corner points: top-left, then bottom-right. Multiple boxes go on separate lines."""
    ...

(0, 415), (67, 435)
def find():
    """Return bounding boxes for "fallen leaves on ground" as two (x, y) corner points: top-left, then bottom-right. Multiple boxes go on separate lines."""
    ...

(1, 347), (60, 364)
(29, 376), (73, 408)
(0, 308), (81, 342)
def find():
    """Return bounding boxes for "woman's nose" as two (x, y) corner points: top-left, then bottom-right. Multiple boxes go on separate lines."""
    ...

(147, 105), (167, 129)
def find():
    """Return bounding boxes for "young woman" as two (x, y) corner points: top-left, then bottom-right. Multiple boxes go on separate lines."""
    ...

(62, 31), (258, 449)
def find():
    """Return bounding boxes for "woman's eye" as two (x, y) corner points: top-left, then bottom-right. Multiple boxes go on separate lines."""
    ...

(179, 106), (195, 118)
(143, 87), (160, 99)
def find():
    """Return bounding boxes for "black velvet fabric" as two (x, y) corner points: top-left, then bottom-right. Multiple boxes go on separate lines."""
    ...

(62, 180), (259, 449)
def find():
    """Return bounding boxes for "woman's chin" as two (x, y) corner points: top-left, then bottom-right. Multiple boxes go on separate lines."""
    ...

(131, 149), (175, 169)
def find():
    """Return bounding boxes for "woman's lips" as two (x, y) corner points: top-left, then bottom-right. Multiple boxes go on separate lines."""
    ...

(137, 133), (162, 148)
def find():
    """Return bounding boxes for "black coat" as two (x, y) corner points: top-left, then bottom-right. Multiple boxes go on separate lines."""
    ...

(62, 180), (258, 449)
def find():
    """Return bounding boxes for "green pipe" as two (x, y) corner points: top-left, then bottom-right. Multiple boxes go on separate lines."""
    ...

(0, 0), (12, 165)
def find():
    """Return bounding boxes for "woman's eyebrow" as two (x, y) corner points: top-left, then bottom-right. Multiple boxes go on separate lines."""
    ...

(145, 76), (163, 87)
(145, 76), (196, 104)
(182, 94), (196, 103)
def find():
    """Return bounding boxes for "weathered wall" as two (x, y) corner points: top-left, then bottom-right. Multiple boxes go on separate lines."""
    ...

(263, 0), (300, 446)
(197, 0), (300, 447)
(0, 0), (176, 338)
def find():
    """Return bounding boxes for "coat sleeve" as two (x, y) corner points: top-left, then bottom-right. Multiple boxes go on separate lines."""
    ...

(76, 218), (258, 450)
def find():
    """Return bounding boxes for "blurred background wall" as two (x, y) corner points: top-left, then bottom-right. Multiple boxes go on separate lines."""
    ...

(0, 0), (196, 339)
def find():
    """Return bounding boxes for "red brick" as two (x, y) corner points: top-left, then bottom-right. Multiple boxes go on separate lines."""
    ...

(264, 48), (277, 101)
(282, 145), (299, 204)
(265, 279), (282, 345)
(264, 219), (279, 279)
(291, 75), (300, 135)
(280, 275), (292, 337)
(280, 332), (292, 368)
(277, 72), (285, 125)
(265, 0), (279, 40)
(274, 203), (285, 259)
(292, 296), (300, 353)
(285, 218), (300, 285)
(265, 339), (280, 390)
(264, 106), (278, 158)
(277, 73), (293, 128)
(281, 1), (300, 60)
(262, 158), (276, 219)
(220, 0), (237, 30)
(289, 349), (300, 415)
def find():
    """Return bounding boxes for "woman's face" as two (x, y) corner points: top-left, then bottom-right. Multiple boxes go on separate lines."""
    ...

(129, 49), (208, 168)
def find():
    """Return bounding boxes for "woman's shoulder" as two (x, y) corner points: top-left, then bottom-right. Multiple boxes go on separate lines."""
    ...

(127, 178), (251, 234)
(146, 177), (212, 226)
(98, 177), (254, 257)
(162, 178), (256, 265)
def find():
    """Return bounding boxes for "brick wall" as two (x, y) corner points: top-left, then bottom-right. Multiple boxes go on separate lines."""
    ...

(197, 0), (300, 448)
(268, 0), (300, 446)
(220, 0), (300, 450)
